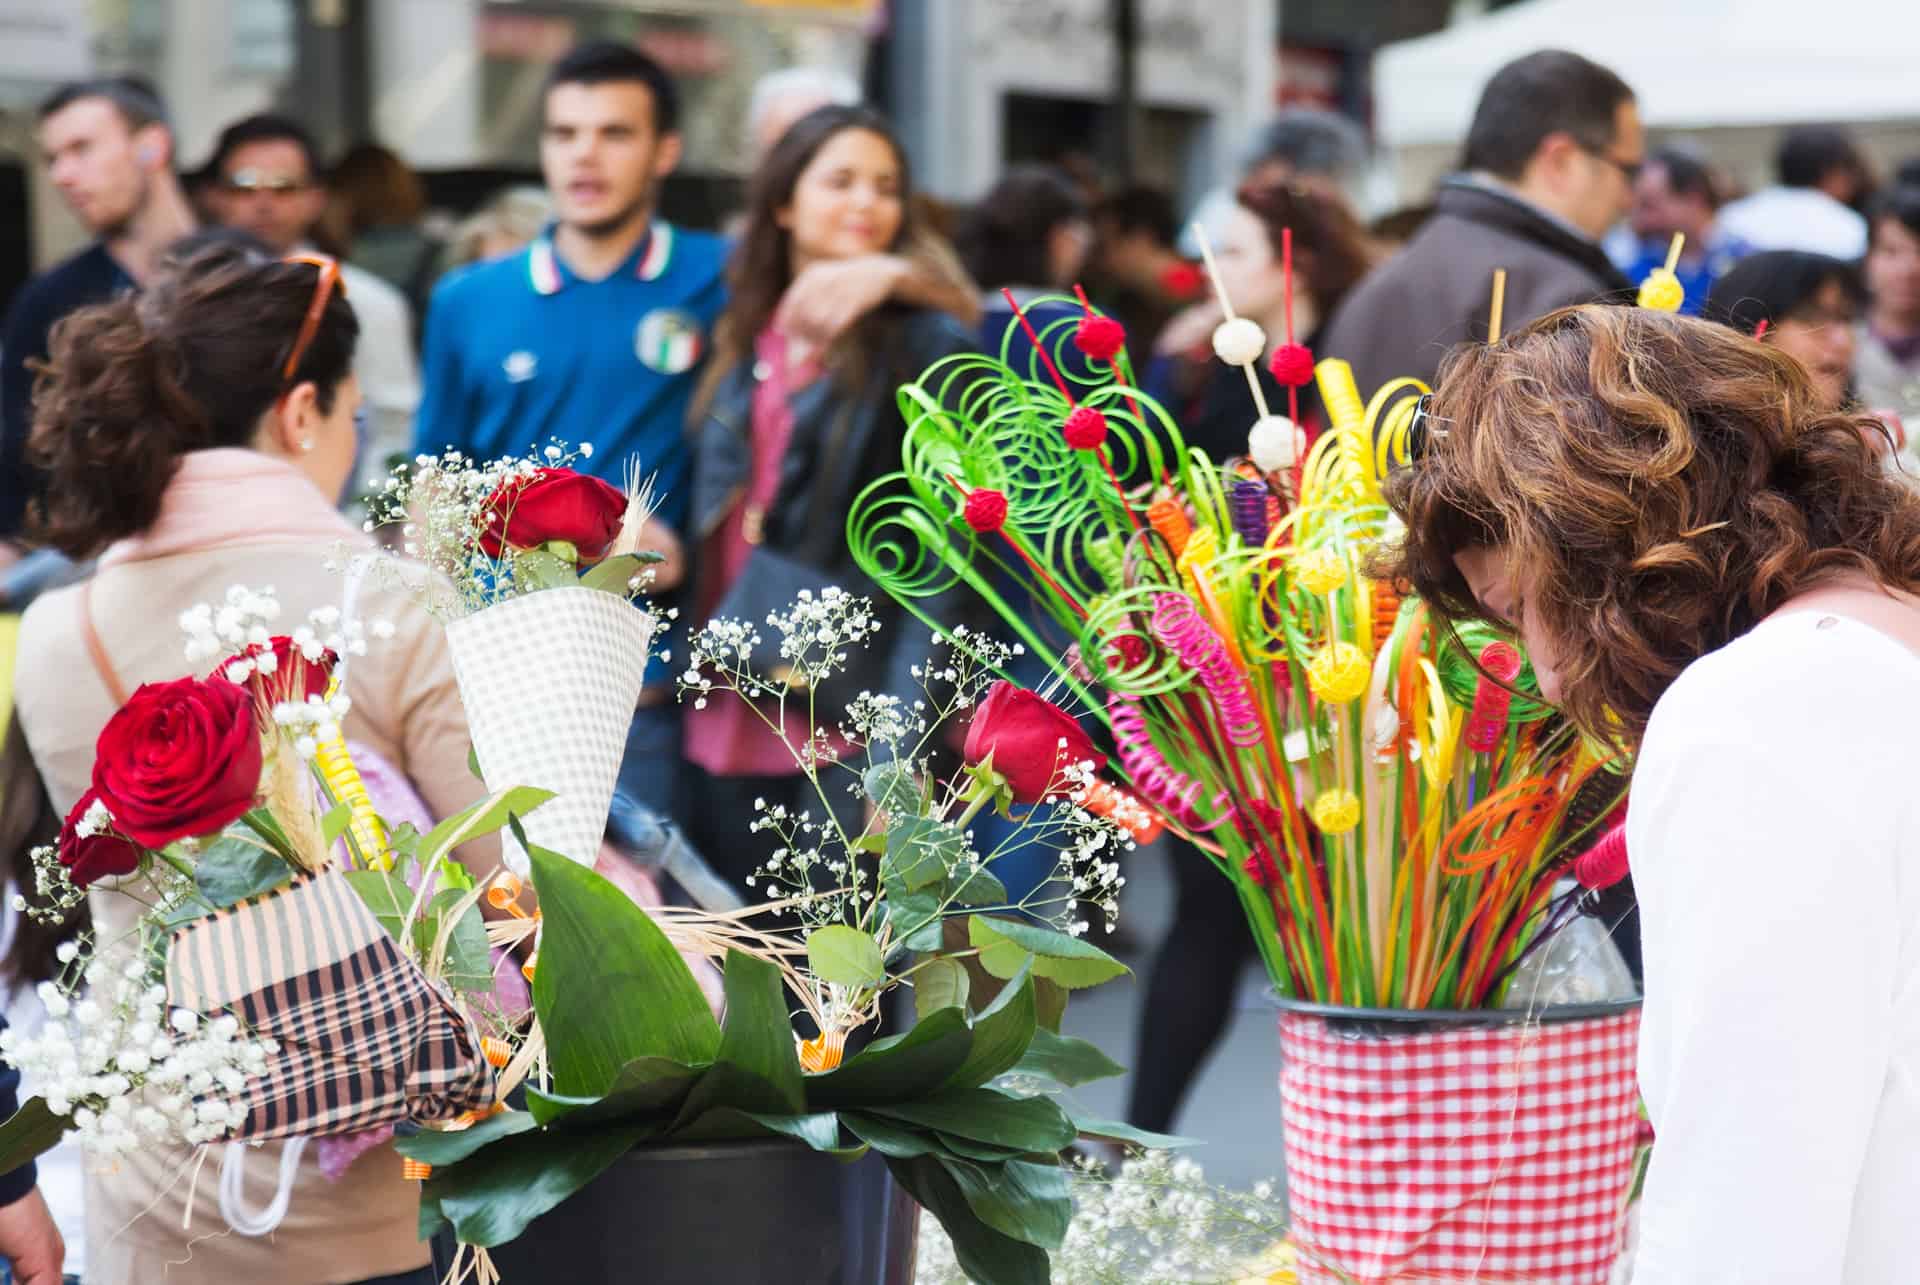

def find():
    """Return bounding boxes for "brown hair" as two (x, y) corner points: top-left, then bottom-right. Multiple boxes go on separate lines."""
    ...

(1234, 178), (1373, 319)
(28, 242), (357, 557)
(1378, 304), (1920, 747)
(331, 142), (428, 233)
(0, 722), (82, 987)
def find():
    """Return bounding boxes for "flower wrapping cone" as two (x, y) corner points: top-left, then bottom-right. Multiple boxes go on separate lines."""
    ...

(444, 586), (654, 872)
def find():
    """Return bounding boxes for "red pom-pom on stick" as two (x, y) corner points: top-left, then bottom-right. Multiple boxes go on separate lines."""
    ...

(1074, 314), (1127, 363)
(1063, 405), (1109, 450)
(963, 488), (1009, 533)
(1268, 342), (1315, 387)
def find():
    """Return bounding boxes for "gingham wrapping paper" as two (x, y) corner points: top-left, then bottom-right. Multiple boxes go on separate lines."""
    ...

(167, 871), (494, 1140)
(1279, 1009), (1640, 1284)
(445, 586), (653, 872)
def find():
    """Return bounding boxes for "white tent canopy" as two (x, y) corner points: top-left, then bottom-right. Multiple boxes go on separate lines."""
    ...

(1376, 0), (1920, 147)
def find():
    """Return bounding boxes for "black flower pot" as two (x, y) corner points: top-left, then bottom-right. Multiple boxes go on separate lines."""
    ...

(483, 1139), (920, 1284)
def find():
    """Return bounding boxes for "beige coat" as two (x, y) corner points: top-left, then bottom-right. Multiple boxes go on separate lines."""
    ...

(15, 537), (486, 1285)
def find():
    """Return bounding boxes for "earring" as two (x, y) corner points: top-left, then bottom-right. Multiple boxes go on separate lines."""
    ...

(300, 438), (315, 453)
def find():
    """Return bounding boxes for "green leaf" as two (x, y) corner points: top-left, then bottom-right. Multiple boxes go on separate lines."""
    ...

(192, 835), (295, 909)
(513, 549), (578, 591)
(883, 817), (968, 894)
(579, 552), (654, 596)
(914, 957), (970, 1021)
(1065, 1112), (1200, 1150)
(841, 1111), (942, 1159)
(421, 1121), (649, 1247)
(870, 1088), (1076, 1154)
(419, 785), (554, 871)
(428, 888), (493, 993)
(862, 761), (920, 815)
(319, 800), (353, 846)
(436, 850), (475, 894)
(968, 915), (1129, 990)
(890, 1155), (1049, 1285)
(943, 968), (1036, 1092)
(713, 950), (805, 1115)
(528, 844), (721, 1096)
(0, 1098), (68, 1176)
(940, 1155), (1073, 1250)
(948, 865), (1008, 907)
(238, 807), (298, 864)
(673, 1108), (862, 1158)
(394, 1108), (538, 1165)
(851, 833), (887, 857)
(466, 742), (483, 780)
(343, 869), (413, 946)
(885, 892), (944, 955)
(1033, 977), (1068, 1033)
(802, 1007), (973, 1108)
(525, 1056), (701, 1128)
(1010, 1027), (1124, 1088)
(806, 925), (884, 989)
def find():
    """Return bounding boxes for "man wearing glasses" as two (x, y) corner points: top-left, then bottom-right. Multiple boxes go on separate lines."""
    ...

(202, 114), (420, 483)
(1320, 49), (1641, 395)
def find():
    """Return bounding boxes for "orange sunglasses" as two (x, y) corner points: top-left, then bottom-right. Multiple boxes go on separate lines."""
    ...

(279, 253), (345, 390)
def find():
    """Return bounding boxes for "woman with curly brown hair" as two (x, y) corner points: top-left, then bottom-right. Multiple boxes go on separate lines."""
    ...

(1381, 303), (1920, 1282)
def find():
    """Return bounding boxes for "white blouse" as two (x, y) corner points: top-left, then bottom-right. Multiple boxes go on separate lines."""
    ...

(1629, 611), (1920, 1283)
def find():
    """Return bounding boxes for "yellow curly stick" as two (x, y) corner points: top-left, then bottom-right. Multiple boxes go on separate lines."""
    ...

(1363, 377), (1433, 481)
(312, 723), (392, 872)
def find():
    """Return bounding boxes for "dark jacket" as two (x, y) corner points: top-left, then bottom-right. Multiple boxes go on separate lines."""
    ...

(1319, 178), (1634, 397)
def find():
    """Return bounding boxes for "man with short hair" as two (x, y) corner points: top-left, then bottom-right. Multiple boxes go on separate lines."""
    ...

(1615, 147), (1751, 315)
(1720, 126), (1873, 260)
(202, 113), (421, 473)
(0, 77), (195, 546)
(1319, 49), (1640, 393)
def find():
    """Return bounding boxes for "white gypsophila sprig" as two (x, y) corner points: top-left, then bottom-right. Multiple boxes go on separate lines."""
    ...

(744, 799), (871, 930)
(0, 947), (276, 1158)
(765, 587), (883, 690)
(181, 586), (391, 672)
(912, 1150), (1293, 1285)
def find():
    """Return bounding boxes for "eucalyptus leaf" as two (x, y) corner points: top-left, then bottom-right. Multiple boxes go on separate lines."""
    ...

(806, 925), (884, 989)
(939, 1155), (1072, 1250)
(914, 957), (970, 1021)
(1009, 1027), (1124, 1088)
(192, 836), (295, 909)
(528, 844), (721, 1096)
(968, 915), (1129, 990)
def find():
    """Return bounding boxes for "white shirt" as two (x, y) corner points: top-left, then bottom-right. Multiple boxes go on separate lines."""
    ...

(1718, 187), (1869, 260)
(1630, 612), (1920, 1283)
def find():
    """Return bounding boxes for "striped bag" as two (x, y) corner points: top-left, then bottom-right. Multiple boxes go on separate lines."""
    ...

(166, 869), (494, 1140)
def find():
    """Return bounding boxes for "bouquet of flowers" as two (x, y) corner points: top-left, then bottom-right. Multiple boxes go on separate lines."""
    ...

(367, 442), (666, 872)
(0, 587), (534, 1180)
(847, 293), (1627, 1009)
(410, 593), (1163, 1285)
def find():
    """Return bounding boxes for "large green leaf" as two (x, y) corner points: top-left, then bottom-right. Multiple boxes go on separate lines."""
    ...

(524, 1056), (701, 1128)
(418, 785), (554, 871)
(890, 1154), (1049, 1285)
(870, 1088), (1076, 1154)
(193, 835), (295, 909)
(803, 1007), (974, 1108)
(1010, 1027), (1124, 1088)
(673, 1108), (862, 1158)
(886, 892), (945, 956)
(969, 915), (1129, 990)
(862, 761), (920, 816)
(806, 925), (884, 989)
(942, 968), (1036, 1092)
(1033, 977), (1069, 1033)
(840, 1111), (942, 1159)
(393, 1108), (538, 1166)
(420, 1120), (649, 1247)
(1065, 1111), (1200, 1151)
(0, 1098), (67, 1176)
(711, 949), (805, 1115)
(913, 957), (970, 1021)
(529, 845), (720, 1095)
(940, 1155), (1073, 1250)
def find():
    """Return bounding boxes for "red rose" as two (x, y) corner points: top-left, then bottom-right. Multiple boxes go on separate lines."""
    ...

(219, 636), (337, 713)
(91, 677), (263, 849)
(479, 468), (627, 563)
(963, 680), (1108, 804)
(57, 790), (142, 887)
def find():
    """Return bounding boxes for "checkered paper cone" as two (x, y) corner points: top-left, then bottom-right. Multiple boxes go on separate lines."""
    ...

(445, 586), (654, 872)
(1279, 1006), (1641, 1285)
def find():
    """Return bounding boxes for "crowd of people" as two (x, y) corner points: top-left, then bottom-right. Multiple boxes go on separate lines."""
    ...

(0, 32), (1916, 1284)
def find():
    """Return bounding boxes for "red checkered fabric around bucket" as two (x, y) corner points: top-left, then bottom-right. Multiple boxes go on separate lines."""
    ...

(1278, 1008), (1640, 1284)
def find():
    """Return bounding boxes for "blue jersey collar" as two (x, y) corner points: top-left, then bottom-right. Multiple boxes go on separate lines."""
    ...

(528, 219), (677, 296)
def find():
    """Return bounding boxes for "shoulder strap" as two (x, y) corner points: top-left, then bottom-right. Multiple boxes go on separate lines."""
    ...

(78, 579), (131, 707)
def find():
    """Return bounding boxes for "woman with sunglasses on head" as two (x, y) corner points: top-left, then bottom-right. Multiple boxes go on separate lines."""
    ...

(1382, 303), (1920, 1283)
(12, 242), (487, 1284)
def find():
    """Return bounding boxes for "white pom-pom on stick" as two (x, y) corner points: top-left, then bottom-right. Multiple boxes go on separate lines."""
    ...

(1211, 317), (1267, 368)
(1248, 415), (1305, 473)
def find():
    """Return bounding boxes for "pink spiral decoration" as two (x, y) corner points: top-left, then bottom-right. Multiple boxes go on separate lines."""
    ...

(1108, 694), (1236, 831)
(1464, 640), (1523, 753)
(1573, 822), (1629, 891)
(1149, 593), (1263, 747)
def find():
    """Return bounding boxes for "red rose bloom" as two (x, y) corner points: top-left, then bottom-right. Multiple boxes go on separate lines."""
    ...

(963, 488), (1009, 534)
(57, 790), (142, 887)
(479, 467), (627, 563)
(1073, 315), (1127, 363)
(223, 636), (337, 704)
(963, 680), (1108, 804)
(1063, 406), (1109, 451)
(91, 677), (263, 849)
